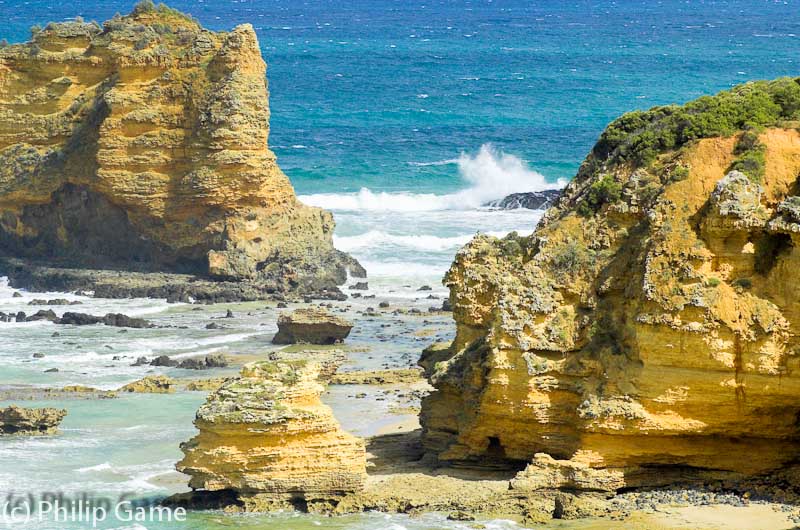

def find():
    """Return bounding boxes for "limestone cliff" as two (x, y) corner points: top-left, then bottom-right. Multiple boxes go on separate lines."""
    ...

(421, 78), (800, 488)
(0, 4), (360, 292)
(176, 360), (367, 510)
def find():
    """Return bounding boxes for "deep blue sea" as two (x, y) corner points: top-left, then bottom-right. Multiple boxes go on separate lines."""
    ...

(2, 0), (800, 286)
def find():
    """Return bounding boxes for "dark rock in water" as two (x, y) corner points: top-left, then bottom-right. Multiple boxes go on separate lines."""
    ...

(166, 292), (191, 304)
(28, 298), (78, 306)
(417, 285), (432, 291)
(349, 282), (369, 291)
(15, 311), (26, 322)
(441, 299), (453, 312)
(32, 353), (45, 359)
(57, 312), (103, 326)
(276, 302), (288, 309)
(150, 355), (179, 367)
(56, 312), (151, 328)
(379, 301), (390, 309)
(132, 356), (149, 366)
(0, 406), (66, 435)
(177, 354), (228, 370)
(483, 189), (562, 210)
(225, 309), (234, 318)
(205, 322), (222, 330)
(12, 292), (22, 298)
(44, 368), (59, 373)
(273, 308), (353, 345)
(102, 313), (151, 328)
(26, 309), (58, 322)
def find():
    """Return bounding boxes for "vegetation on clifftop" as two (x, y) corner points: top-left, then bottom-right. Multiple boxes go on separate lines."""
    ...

(592, 77), (800, 167)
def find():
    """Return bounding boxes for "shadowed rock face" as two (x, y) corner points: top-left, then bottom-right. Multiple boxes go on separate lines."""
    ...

(421, 114), (800, 487)
(0, 7), (361, 292)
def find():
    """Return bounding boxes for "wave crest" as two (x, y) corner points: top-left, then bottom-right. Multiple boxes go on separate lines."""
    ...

(299, 144), (564, 212)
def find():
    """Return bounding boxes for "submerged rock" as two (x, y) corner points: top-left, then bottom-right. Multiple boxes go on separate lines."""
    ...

(176, 360), (366, 510)
(272, 308), (353, 345)
(0, 406), (66, 435)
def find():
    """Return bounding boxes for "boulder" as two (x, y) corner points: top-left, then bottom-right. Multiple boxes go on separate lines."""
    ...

(272, 308), (353, 345)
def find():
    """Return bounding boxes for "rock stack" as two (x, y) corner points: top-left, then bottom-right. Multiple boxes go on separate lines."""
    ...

(0, 5), (361, 293)
(176, 360), (366, 510)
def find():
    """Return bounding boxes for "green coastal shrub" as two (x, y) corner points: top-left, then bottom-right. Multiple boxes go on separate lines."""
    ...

(132, 0), (156, 14)
(551, 239), (594, 274)
(593, 78), (800, 166)
(578, 174), (622, 216)
(670, 164), (690, 182)
(729, 148), (766, 183)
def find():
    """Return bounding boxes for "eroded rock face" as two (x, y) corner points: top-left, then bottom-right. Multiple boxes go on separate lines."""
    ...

(0, 405), (66, 434)
(421, 125), (800, 489)
(176, 360), (366, 510)
(0, 6), (360, 292)
(272, 308), (353, 345)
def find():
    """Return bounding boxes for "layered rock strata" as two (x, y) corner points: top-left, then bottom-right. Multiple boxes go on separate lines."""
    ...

(0, 5), (361, 294)
(421, 79), (800, 490)
(176, 360), (366, 510)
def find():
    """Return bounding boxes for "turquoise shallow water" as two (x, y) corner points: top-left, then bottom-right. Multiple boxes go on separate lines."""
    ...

(1, 1), (800, 528)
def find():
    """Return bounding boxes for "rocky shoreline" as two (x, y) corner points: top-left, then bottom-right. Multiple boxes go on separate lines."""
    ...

(0, 257), (358, 303)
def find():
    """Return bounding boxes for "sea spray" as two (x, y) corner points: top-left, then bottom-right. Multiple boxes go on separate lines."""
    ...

(299, 144), (565, 212)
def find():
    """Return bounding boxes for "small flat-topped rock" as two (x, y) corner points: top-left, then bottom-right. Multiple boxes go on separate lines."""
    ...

(272, 308), (353, 345)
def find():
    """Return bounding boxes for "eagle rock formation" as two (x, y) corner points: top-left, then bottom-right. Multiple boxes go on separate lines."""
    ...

(421, 78), (800, 490)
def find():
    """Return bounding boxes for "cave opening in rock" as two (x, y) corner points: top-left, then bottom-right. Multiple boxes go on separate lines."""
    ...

(754, 232), (793, 275)
(486, 436), (506, 459)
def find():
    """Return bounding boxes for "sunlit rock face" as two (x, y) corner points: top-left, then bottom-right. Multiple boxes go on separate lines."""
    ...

(0, 6), (360, 292)
(177, 360), (367, 510)
(421, 84), (800, 487)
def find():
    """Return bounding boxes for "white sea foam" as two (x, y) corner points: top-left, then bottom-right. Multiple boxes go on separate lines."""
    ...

(300, 144), (564, 212)
(335, 229), (533, 253)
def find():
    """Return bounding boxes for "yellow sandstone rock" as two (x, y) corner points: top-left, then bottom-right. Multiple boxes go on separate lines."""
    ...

(0, 5), (360, 291)
(119, 375), (176, 393)
(176, 360), (367, 510)
(421, 109), (800, 488)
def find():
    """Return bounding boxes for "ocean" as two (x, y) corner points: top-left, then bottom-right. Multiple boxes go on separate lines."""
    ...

(0, 0), (799, 528)
(3, 0), (800, 289)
